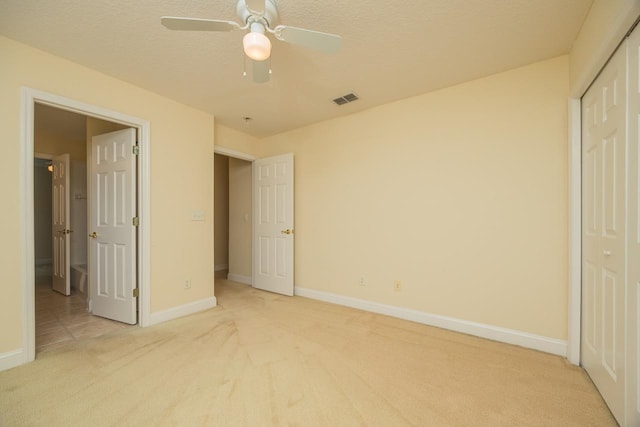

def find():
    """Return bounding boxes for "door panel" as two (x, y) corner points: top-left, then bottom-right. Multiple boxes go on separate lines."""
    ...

(581, 41), (627, 425)
(253, 153), (294, 296)
(626, 23), (640, 427)
(584, 145), (598, 235)
(90, 128), (137, 324)
(584, 261), (598, 353)
(52, 153), (71, 296)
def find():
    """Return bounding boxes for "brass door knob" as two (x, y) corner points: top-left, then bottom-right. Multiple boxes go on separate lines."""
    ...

(89, 232), (97, 238)
(281, 229), (293, 235)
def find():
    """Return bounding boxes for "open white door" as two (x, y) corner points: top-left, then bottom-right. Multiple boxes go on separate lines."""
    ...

(253, 153), (294, 296)
(89, 128), (137, 324)
(52, 153), (71, 296)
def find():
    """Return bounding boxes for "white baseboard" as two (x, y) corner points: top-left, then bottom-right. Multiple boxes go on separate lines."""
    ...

(147, 297), (217, 327)
(0, 349), (25, 372)
(227, 273), (252, 285)
(294, 287), (568, 357)
(214, 264), (228, 272)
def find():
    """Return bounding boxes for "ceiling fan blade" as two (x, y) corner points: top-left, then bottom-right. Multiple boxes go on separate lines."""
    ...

(274, 25), (342, 53)
(252, 59), (270, 83)
(161, 16), (240, 32)
(245, 0), (266, 15)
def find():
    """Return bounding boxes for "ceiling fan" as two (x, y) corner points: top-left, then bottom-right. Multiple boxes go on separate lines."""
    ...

(161, 0), (342, 83)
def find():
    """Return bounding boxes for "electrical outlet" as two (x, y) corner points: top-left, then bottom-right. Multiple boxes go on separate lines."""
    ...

(184, 279), (191, 289)
(393, 281), (402, 292)
(359, 276), (366, 286)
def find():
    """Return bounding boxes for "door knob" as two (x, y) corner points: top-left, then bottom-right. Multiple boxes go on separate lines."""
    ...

(89, 232), (98, 238)
(603, 250), (612, 256)
(281, 229), (293, 235)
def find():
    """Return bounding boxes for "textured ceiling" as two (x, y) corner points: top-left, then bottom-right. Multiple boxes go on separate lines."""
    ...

(0, 0), (593, 138)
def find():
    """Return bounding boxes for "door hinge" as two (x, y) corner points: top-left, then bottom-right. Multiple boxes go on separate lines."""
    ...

(133, 288), (139, 298)
(133, 216), (140, 227)
(133, 145), (140, 156)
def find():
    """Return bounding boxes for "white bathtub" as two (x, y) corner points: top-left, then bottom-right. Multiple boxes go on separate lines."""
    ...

(71, 264), (87, 302)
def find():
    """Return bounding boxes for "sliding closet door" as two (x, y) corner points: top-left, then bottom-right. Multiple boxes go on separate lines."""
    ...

(581, 41), (628, 425)
(626, 25), (640, 427)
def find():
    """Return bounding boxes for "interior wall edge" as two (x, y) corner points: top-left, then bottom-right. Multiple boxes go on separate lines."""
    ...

(569, 1), (640, 98)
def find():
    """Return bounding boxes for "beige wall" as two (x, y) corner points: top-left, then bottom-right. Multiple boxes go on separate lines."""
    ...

(86, 116), (129, 139)
(215, 124), (260, 157)
(228, 157), (252, 279)
(1, 35), (214, 354)
(569, 0), (640, 96)
(34, 128), (85, 162)
(214, 154), (229, 269)
(260, 56), (570, 340)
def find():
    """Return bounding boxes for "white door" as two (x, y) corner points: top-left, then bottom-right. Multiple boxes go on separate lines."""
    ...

(252, 153), (294, 296)
(89, 129), (137, 324)
(626, 24), (640, 427)
(581, 42), (627, 424)
(51, 153), (71, 295)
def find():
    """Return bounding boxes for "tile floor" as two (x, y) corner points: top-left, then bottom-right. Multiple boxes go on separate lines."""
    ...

(35, 264), (133, 352)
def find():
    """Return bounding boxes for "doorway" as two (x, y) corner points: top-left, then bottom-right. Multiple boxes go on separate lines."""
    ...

(212, 148), (295, 297)
(214, 151), (254, 288)
(33, 105), (136, 351)
(20, 88), (152, 364)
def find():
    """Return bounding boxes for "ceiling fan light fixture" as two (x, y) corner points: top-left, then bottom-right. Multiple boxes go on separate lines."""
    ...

(243, 31), (271, 61)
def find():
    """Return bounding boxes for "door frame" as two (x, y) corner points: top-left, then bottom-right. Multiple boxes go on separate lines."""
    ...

(213, 145), (257, 285)
(567, 98), (582, 365)
(20, 88), (151, 364)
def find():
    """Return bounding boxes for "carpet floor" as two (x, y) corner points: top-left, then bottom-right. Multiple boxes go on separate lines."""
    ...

(0, 279), (616, 426)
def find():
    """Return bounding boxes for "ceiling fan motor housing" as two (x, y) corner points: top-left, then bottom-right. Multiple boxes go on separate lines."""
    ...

(237, 0), (279, 28)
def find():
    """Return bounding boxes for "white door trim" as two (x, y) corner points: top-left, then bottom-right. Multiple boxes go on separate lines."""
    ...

(20, 87), (151, 366)
(567, 98), (582, 366)
(214, 145), (257, 162)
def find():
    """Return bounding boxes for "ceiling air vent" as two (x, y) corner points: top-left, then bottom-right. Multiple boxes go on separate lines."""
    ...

(332, 92), (359, 106)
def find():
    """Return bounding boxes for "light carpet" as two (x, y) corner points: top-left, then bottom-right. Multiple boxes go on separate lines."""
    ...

(0, 279), (616, 426)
